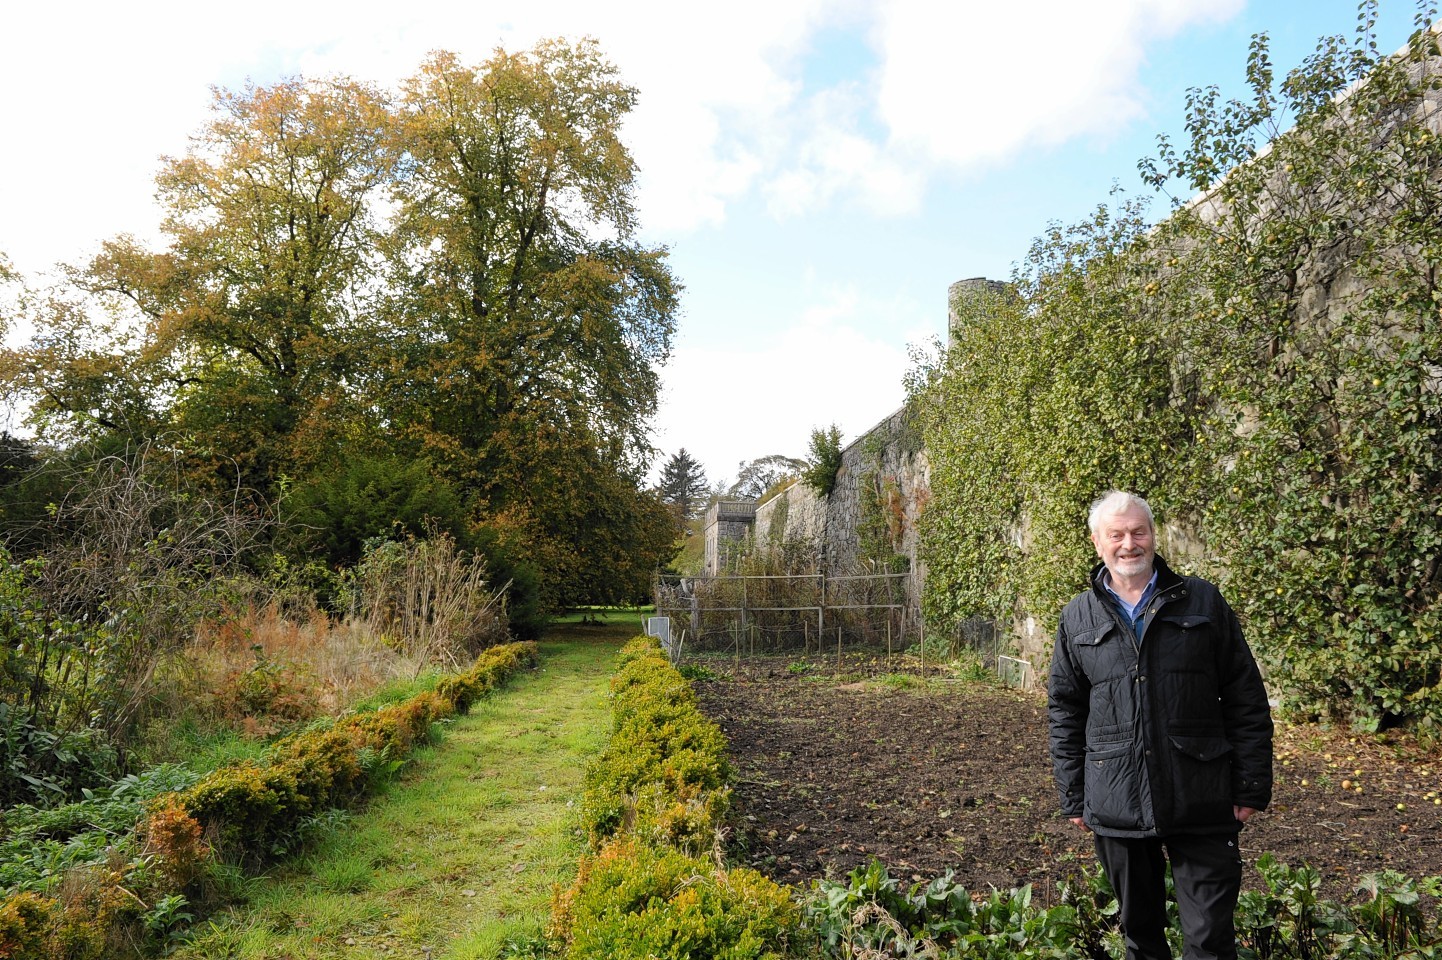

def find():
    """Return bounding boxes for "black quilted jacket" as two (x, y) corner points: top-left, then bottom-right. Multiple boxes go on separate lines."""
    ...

(1048, 556), (1273, 837)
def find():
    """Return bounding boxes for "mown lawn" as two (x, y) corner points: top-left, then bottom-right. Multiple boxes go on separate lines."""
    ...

(174, 623), (630, 959)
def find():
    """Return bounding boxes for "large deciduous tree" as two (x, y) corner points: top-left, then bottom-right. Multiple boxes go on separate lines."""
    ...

(381, 41), (679, 607)
(88, 76), (396, 486)
(0, 40), (679, 613)
(728, 455), (807, 500)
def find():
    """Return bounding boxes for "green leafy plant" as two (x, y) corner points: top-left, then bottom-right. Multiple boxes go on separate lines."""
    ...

(912, 3), (1442, 729)
(679, 663), (721, 682)
(805, 856), (1442, 959)
(803, 859), (1121, 959)
(802, 425), (845, 498)
(142, 893), (194, 954)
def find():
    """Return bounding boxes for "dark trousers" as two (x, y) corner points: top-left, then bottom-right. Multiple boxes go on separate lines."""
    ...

(1093, 831), (1243, 960)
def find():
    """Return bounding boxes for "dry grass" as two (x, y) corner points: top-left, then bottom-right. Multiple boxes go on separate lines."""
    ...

(182, 602), (421, 727)
(195, 603), (420, 715)
(348, 534), (509, 672)
(137, 535), (510, 758)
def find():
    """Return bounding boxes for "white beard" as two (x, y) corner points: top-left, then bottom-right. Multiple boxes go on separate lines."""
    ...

(1111, 555), (1152, 578)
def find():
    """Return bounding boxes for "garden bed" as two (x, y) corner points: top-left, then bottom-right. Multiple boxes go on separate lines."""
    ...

(692, 655), (1442, 901)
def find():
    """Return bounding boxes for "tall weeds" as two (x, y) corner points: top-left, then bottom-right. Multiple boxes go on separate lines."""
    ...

(345, 533), (509, 671)
(28, 446), (269, 749)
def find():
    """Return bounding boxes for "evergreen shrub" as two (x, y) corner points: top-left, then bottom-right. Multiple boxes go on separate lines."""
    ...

(552, 837), (799, 960)
(550, 635), (803, 959)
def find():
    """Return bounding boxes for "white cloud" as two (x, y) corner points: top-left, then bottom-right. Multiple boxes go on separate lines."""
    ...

(762, 84), (925, 218)
(650, 283), (931, 487)
(873, 0), (1246, 164)
(0, 0), (1245, 272)
(757, 0), (1246, 217)
(0, 0), (837, 270)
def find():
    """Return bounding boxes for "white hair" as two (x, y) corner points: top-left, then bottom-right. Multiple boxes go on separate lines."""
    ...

(1088, 490), (1155, 536)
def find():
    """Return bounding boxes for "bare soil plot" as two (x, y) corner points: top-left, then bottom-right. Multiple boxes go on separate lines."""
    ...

(692, 656), (1442, 901)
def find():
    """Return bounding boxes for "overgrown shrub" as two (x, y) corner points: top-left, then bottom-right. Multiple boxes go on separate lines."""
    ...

(801, 424), (844, 498)
(0, 550), (122, 806)
(0, 704), (118, 809)
(211, 648), (322, 737)
(343, 532), (509, 668)
(30, 447), (270, 747)
(0, 892), (57, 959)
(138, 795), (208, 890)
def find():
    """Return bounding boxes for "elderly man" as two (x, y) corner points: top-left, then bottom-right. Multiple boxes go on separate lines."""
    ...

(1048, 490), (1273, 960)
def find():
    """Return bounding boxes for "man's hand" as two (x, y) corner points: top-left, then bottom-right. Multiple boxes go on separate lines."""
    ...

(1069, 816), (1091, 832)
(1234, 805), (1258, 823)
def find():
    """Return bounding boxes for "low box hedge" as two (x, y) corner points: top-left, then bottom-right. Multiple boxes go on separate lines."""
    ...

(550, 637), (804, 959)
(0, 641), (537, 960)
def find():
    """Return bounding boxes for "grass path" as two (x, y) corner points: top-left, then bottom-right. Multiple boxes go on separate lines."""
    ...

(175, 623), (632, 960)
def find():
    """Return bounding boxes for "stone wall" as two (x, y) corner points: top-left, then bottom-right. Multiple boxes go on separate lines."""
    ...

(753, 478), (824, 553)
(740, 404), (930, 623)
(823, 405), (928, 576)
(703, 498), (756, 575)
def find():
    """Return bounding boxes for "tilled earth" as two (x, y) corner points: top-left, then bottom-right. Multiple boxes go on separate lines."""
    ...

(692, 655), (1442, 902)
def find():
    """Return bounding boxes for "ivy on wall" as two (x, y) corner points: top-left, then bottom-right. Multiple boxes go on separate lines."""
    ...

(855, 433), (916, 575)
(913, 4), (1442, 729)
(912, 202), (1193, 641)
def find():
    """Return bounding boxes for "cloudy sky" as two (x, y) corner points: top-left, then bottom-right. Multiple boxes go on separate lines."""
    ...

(0, 1), (1429, 487)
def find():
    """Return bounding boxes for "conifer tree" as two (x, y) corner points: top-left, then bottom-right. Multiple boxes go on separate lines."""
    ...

(658, 448), (709, 521)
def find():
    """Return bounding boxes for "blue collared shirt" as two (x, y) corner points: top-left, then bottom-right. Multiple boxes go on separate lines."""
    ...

(1104, 569), (1159, 639)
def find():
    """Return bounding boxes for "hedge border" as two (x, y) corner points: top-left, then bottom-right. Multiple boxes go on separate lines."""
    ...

(0, 641), (537, 960)
(547, 636), (805, 960)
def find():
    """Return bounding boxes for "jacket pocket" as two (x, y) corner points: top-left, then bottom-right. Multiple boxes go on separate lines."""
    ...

(1158, 615), (1213, 632)
(1084, 742), (1142, 831)
(1156, 615), (1216, 675)
(1167, 735), (1234, 826)
(1073, 628), (1109, 646)
(1071, 623), (1126, 683)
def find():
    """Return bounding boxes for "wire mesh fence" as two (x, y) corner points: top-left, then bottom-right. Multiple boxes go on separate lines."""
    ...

(654, 570), (919, 661)
(653, 574), (1037, 687)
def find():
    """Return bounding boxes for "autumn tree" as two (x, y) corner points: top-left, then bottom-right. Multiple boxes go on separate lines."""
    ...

(84, 77), (395, 486)
(379, 40), (679, 607)
(0, 41), (678, 613)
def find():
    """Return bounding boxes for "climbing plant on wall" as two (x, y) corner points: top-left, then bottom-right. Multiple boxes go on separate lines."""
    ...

(912, 200), (1195, 640)
(1141, 5), (1442, 728)
(854, 433), (914, 575)
(915, 4), (1442, 728)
